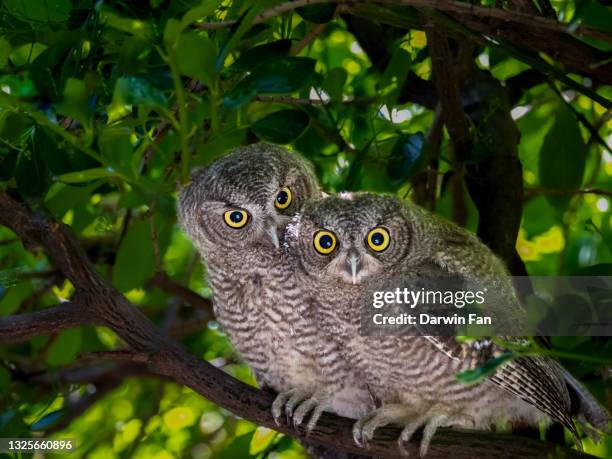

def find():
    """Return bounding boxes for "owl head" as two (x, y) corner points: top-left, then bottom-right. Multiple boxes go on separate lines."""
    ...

(287, 192), (423, 285)
(178, 143), (320, 254)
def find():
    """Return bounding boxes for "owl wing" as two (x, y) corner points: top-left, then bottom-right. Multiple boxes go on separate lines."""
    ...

(389, 265), (582, 442)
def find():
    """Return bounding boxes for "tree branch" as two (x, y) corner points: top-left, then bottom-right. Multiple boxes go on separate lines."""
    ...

(195, 0), (607, 41)
(0, 190), (594, 457)
(0, 302), (89, 345)
(194, 0), (611, 84)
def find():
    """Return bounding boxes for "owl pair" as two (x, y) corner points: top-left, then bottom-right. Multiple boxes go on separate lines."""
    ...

(178, 144), (608, 456)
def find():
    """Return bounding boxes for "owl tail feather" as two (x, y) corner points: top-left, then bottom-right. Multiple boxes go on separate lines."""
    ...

(561, 367), (611, 442)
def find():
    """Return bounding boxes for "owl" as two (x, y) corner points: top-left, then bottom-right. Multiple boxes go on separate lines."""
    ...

(286, 192), (609, 456)
(177, 144), (373, 432)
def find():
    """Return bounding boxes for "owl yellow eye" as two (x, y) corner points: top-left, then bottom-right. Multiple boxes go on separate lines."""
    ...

(223, 210), (249, 229)
(313, 230), (337, 255)
(275, 186), (293, 210)
(366, 227), (390, 252)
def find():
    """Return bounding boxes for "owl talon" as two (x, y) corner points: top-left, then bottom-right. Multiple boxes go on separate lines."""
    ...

(353, 404), (413, 449)
(285, 390), (310, 421)
(397, 411), (475, 458)
(292, 386), (334, 434)
(272, 390), (298, 425)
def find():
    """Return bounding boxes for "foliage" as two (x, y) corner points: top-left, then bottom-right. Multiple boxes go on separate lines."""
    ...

(0, 0), (610, 458)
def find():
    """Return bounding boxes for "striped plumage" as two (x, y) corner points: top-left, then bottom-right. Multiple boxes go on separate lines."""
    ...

(287, 192), (609, 456)
(177, 144), (373, 428)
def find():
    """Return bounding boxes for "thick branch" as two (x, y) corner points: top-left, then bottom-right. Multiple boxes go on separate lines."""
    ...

(425, 24), (471, 157)
(0, 190), (593, 457)
(0, 302), (90, 344)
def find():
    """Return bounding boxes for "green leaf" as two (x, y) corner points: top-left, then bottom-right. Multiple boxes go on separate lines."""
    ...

(113, 219), (155, 292)
(15, 145), (51, 199)
(231, 40), (292, 70)
(55, 167), (117, 184)
(98, 127), (134, 172)
(45, 182), (101, 218)
(0, 37), (11, 70)
(456, 351), (516, 384)
(387, 132), (427, 183)
(0, 366), (11, 393)
(46, 328), (83, 366)
(538, 103), (586, 212)
(3, 0), (71, 23)
(380, 47), (412, 105)
(0, 148), (18, 181)
(180, 0), (222, 29)
(113, 76), (167, 108)
(100, 7), (153, 39)
(251, 110), (310, 144)
(216, 7), (262, 72)
(225, 57), (317, 108)
(59, 78), (92, 127)
(321, 67), (347, 101)
(0, 112), (33, 145)
(573, 0), (612, 32)
(219, 432), (255, 459)
(175, 32), (217, 89)
(31, 410), (63, 430)
(0, 410), (28, 437)
(32, 126), (99, 176)
(296, 3), (337, 23)
(0, 282), (31, 316)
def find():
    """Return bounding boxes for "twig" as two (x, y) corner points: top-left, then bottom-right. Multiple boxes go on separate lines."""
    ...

(78, 350), (152, 363)
(291, 23), (329, 56)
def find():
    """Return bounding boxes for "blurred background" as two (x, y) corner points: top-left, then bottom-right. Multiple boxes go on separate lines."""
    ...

(0, 0), (610, 457)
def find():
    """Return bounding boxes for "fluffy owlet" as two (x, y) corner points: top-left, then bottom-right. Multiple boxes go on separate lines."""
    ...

(177, 144), (373, 430)
(286, 192), (609, 456)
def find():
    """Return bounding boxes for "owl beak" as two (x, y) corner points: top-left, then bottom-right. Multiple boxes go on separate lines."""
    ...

(347, 252), (361, 285)
(267, 225), (280, 249)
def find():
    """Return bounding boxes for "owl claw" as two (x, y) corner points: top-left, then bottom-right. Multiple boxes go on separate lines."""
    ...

(272, 390), (298, 425)
(353, 404), (473, 456)
(292, 386), (334, 434)
(272, 389), (314, 427)
(397, 412), (476, 458)
(285, 390), (310, 421)
(353, 404), (412, 449)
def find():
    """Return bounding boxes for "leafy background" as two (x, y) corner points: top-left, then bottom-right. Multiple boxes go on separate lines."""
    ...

(0, 0), (611, 458)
